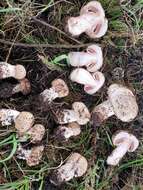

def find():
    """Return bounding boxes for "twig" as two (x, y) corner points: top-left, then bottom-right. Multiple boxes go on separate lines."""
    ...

(0, 38), (94, 49)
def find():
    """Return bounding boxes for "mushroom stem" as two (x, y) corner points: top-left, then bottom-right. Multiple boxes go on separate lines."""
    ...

(92, 100), (114, 126)
(107, 141), (130, 166)
(0, 109), (20, 126)
(40, 88), (59, 103)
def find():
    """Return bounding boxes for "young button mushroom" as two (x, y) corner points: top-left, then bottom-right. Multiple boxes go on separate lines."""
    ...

(17, 145), (44, 166)
(55, 122), (81, 141)
(0, 62), (26, 80)
(40, 79), (69, 103)
(18, 124), (45, 143)
(92, 84), (138, 126)
(0, 79), (31, 98)
(70, 68), (105, 95)
(14, 111), (34, 135)
(66, 1), (108, 38)
(55, 102), (90, 125)
(107, 131), (139, 166)
(50, 153), (88, 186)
(68, 44), (103, 72)
(0, 109), (20, 126)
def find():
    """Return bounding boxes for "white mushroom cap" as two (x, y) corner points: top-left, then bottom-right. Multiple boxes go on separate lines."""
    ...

(107, 131), (139, 166)
(80, 1), (105, 17)
(50, 153), (88, 185)
(15, 65), (26, 80)
(108, 84), (138, 122)
(68, 44), (103, 72)
(14, 111), (34, 134)
(72, 102), (91, 125)
(112, 131), (139, 152)
(70, 68), (105, 95)
(55, 122), (81, 141)
(0, 109), (20, 126)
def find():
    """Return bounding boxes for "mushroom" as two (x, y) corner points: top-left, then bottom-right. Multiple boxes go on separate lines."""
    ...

(40, 79), (69, 103)
(0, 78), (31, 98)
(50, 153), (88, 185)
(68, 44), (103, 72)
(55, 122), (81, 141)
(66, 1), (108, 38)
(0, 109), (20, 126)
(91, 84), (138, 126)
(0, 62), (26, 80)
(107, 131), (139, 166)
(55, 102), (91, 125)
(14, 111), (34, 135)
(70, 68), (105, 95)
(17, 144), (44, 166)
(18, 124), (45, 143)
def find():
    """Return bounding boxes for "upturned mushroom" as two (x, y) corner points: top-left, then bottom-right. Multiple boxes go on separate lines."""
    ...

(0, 109), (20, 126)
(70, 68), (105, 95)
(18, 124), (45, 143)
(55, 102), (90, 125)
(17, 144), (44, 166)
(50, 153), (88, 185)
(68, 44), (103, 72)
(66, 1), (108, 38)
(107, 131), (139, 166)
(55, 122), (81, 141)
(40, 79), (69, 103)
(14, 111), (34, 135)
(91, 84), (138, 126)
(0, 62), (26, 80)
(0, 78), (31, 98)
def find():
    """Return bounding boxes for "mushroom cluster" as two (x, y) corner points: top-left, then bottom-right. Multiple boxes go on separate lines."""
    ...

(66, 1), (108, 38)
(0, 62), (31, 98)
(0, 109), (45, 166)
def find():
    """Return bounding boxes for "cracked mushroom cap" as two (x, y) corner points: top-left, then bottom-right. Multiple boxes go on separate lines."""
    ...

(28, 124), (45, 143)
(51, 79), (69, 98)
(80, 1), (105, 17)
(15, 65), (26, 80)
(113, 131), (139, 152)
(50, 153), (88, 185)
(108, 84), (138, 122)
(14, 111), (34, 134)
(72, 102), (91, 125)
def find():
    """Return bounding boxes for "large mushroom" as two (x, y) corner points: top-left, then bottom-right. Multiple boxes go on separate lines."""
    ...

(0, 78), (31, 98)
(50, 153), (88, 185)
(40, 79), (69, 103)
(66, 1), (108, 38)
(68, 44), (103, 72)
(55, 102), (90, 125)
(91, 84), (138, 126)
(55, 122), (81, 141)
(107, 131), (139, 166)
(70, 68), (105, 95)
(0, 109), (20, 126)
(0, 62), (26, 80)
(17, 144), (44, 166)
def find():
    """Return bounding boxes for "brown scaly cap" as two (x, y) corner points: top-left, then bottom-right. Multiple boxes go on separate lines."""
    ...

(19, 78), (31, 95)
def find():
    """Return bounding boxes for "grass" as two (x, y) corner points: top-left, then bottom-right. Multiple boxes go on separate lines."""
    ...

(0, 0), (143, 189)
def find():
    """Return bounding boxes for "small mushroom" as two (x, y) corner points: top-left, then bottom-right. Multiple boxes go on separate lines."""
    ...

(17, 144), (44, 166)
(68, 44), (103, 72)
(50, 153), (88, 185)
(0, 78), (31, 98)
(55, 122), (81, 141)
(18, 124), (45, 143)
(107, 131), (139, 166)
(40, 79), (69, 103)
(55, 102), (91, 125)
(70, 68), (105, 94)
(0, 62), (26, 80)
(14, 111), (34, 135)
(92, 84), (138, 126)
(0, 109), (20, 126)
(66, 1), (108, 38)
